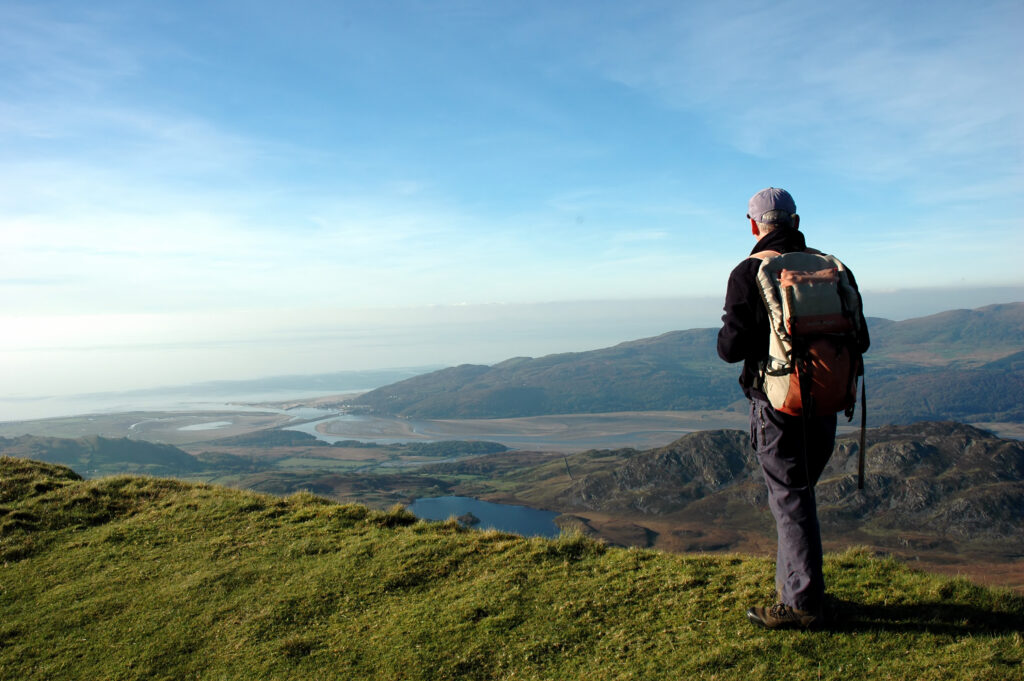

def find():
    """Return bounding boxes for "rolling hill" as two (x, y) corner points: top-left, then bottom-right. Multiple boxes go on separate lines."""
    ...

(0, 435), (203, 478)
(347, 327), (737, 418)
(347, 303), (1024, 423)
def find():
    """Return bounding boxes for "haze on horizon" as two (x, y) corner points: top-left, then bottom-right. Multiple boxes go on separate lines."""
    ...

(2, 1), (1022, 399)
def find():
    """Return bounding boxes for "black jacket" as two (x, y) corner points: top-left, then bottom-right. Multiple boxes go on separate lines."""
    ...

(716, 227), (870, 400)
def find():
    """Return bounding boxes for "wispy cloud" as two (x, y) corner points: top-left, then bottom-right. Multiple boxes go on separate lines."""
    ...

(0, 5), (139, 100)
(551, 1), (1023, 203)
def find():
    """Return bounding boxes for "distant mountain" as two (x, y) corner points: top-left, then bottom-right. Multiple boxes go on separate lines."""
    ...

(349, 328), (737, 418)
(866, 303), (1024, 366)
(348, 303), (1024, 423)
(867, 360), (1024, 423)
(0, 435), (203, 477)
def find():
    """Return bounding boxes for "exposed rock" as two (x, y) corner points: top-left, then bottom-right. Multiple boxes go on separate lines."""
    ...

(561, 430), (753, 514)
(555, 421), (1024, 547)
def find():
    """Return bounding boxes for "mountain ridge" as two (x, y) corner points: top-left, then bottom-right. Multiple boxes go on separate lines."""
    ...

(348, 302), (1024, 422)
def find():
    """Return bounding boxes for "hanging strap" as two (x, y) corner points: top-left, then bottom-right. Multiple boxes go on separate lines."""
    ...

(796, 352), (817, 502)
(857, 375), (867, 490)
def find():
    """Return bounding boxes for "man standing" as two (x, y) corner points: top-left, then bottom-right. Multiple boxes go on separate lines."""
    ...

(717, 187), (869, 629)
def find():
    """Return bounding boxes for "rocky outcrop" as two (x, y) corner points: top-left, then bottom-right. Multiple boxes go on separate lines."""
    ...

(561, 430), (753, 514)
(554, 422), (1024, 546)
(818, 422), (1024, 540)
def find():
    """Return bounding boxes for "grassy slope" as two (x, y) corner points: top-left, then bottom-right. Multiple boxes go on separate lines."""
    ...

(2, 457), (1022, 681)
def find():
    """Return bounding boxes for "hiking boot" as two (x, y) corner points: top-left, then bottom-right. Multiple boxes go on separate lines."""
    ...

(746, 603), (821, 630)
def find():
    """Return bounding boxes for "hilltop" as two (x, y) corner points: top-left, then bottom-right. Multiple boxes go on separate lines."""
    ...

(347, 302), (1024, 423)
(2, 456), (1022, 680)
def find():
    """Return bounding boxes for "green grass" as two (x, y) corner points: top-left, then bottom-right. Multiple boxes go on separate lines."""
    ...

(272, 457), (367, 471)
(2, 456), (1022, 681)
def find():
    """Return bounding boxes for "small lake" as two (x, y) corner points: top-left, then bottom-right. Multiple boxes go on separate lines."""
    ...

(407, 496), (561, 538)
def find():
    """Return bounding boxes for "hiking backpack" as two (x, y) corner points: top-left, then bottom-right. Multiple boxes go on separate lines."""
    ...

(749, 248), (865, 418)
(749, 248), (868, 488)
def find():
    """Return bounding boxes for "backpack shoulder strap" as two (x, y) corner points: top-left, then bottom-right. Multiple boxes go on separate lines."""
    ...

(748, 250), (780, 262)
(750, 248), (824, 261)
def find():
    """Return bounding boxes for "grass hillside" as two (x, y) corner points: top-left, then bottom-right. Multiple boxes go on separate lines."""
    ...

(2, 457), (1023, 681)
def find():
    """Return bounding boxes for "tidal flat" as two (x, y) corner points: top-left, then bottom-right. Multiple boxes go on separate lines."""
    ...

(0, 408), (751, 451)
(0, 410), (297, 445)
(309, 410), (752, 452)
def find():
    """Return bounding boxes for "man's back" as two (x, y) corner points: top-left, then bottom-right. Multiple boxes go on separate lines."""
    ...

(717, 187), (868, 630)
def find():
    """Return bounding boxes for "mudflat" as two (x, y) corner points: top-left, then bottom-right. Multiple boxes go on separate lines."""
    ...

(5, 407), (1016, 450)
(0, 410), (296, 445)
(0, 408), (748, 451)
(0, 408), (751, 451)
(317, 410), (751, 452)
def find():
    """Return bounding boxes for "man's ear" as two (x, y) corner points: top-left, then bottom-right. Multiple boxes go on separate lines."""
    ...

(793, 214), (800, 230)
(750, 218), (759, 237)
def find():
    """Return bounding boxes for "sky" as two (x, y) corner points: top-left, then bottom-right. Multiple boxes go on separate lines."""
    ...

(2, 0), (1022, 399)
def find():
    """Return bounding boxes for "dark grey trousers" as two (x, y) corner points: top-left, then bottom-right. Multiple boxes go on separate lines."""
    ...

(749, 397), (837, 612)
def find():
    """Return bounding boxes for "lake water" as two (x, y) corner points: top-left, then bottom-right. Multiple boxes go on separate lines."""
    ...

(407, 496), (561, 538)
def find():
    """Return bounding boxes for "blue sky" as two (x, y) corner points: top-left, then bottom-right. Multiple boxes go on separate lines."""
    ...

(2, 0), (1022, 397)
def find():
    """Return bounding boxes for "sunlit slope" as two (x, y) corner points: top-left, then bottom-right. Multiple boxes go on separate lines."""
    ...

(351, 328), (738, 418)
(349, 303), (1024, 423)
(2, 457), (1022, 681)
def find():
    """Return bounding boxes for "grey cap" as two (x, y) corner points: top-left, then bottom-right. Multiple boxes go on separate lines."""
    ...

(747, 187), (796, 223)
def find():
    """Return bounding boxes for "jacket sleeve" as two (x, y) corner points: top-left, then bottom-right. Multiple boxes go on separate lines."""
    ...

(717, 262), (760, 364)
